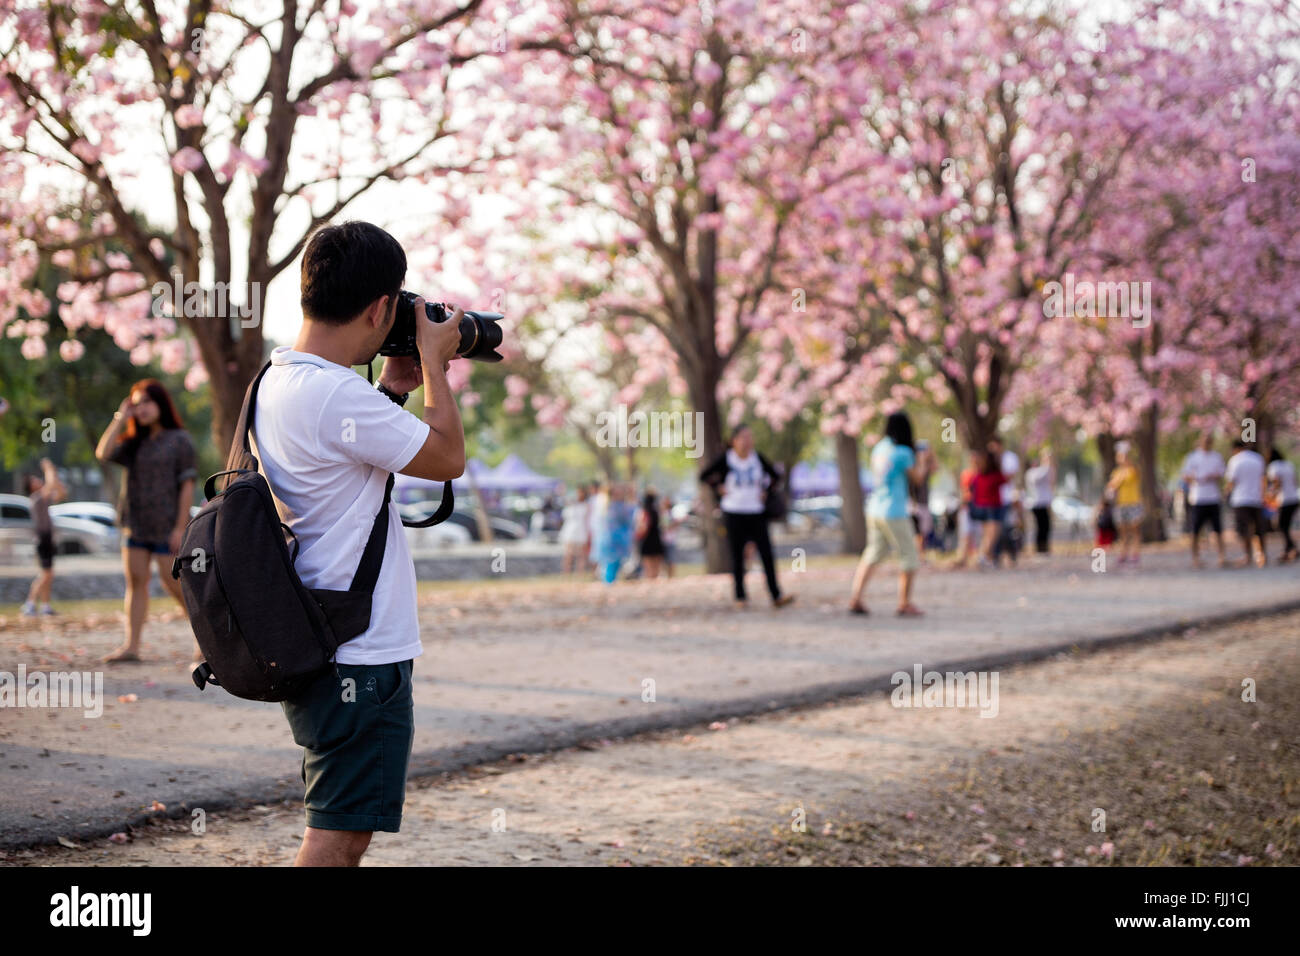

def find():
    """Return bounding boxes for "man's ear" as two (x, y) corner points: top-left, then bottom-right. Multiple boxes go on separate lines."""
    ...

(367, 295), (391, 329)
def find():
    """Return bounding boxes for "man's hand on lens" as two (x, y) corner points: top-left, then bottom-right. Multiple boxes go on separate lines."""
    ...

(416, 297), (464, 371)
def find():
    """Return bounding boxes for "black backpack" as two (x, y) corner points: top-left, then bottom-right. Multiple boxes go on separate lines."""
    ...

(172, 360), (394, 702)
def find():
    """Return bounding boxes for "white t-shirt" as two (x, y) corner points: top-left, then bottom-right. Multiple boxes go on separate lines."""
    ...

(999, 450), (1020, 505)
(250, 347), (429, 666)
(559, 500), (588, 543)
(1267, 459), (1299, 505)
(1182, 449), (1225, 505)
(1225, 450), (1266, 508)
(720, 450), (767, 514)
(1024, 464), (1053, 508)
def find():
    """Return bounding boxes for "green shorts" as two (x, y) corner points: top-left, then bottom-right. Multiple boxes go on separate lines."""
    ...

(281, 659), (415, 833)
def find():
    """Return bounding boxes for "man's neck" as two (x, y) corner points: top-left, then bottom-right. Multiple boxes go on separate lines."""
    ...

(294, 318), (360, 369)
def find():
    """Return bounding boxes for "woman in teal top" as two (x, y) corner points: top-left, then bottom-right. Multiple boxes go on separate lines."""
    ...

(850, 411), (933, 617)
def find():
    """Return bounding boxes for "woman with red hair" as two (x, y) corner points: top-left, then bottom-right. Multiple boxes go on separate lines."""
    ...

(95, 378), (198, 663)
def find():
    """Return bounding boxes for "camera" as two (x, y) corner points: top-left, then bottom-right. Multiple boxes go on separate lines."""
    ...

(379, 290), (504, 362)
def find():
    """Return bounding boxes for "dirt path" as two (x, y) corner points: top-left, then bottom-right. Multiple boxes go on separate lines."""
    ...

(8, 611), (1296, 867)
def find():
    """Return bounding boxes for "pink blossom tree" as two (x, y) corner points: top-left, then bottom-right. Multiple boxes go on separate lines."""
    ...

(1, 0), (494, 451)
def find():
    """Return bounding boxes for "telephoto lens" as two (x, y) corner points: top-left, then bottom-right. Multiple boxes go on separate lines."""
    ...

(379, 290), (504, 362)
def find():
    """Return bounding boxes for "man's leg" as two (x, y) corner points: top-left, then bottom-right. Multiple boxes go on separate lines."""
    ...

(283, 661), (415, 867)
(1254, 508), (1269, 565)
(1233, 508), (1253, 565)
(296, 828), (373, 867)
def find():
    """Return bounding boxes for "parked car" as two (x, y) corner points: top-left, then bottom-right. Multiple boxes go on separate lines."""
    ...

(0, 494), (121, 554)
(791, 495), (844, 531)
(49, 501), (119, 530)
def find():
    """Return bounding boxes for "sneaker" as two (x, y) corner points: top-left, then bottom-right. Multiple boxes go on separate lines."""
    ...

(39, 604), (56, 616)
(20, 601), (36, 617)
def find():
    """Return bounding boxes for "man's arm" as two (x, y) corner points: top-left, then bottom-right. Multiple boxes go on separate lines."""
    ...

(383, 297), (467, 482)
(398, 360), (466, 481)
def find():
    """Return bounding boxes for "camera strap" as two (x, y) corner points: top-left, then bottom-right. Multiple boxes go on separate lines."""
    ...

(401, 481), (454, 528)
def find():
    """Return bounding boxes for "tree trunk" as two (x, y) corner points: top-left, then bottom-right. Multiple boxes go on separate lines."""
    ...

(687, 367), (729, 573)
(466, 462), (494, 543)
(1096, 432), (1117, 484)
(835, 432), (866, 553)
(1136, 405), (1166, 542)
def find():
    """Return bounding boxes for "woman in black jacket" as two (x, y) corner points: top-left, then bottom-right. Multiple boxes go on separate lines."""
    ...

(700, 425), (795, 609)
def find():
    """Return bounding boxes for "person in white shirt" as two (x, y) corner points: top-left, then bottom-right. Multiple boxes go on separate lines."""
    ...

(1224, 440), (1268, 567)
(1023, 448), (1056, 555)
(255, 221), (465, 866)
(699, 425), (794, 608)
(559, 484), (590, 574)
(1267, 446), (1298, 563)
(1180, 434), (1227, 568)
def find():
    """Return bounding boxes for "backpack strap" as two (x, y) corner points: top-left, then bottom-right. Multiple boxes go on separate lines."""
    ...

(349, 472), (393, 593)
(224, 359), (274, 475)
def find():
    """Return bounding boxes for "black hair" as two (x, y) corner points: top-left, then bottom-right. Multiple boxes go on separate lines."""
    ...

(1269, 446), (1286, 464)
(642, 491), (658, 510)
(730, 423), (752, 444)
(980, 450), (1001, 475)
(884, 411), (914, 449)
(1233, 439), (1248, 450)
(300, 221), (407, 325)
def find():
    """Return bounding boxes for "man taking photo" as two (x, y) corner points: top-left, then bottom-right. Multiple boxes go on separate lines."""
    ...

(252, 220), (465, 866)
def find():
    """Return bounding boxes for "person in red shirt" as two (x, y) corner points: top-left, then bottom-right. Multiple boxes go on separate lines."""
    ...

(969, 451), (1007, 567)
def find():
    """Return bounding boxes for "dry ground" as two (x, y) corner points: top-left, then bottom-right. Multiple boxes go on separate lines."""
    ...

(5, 610), (1295, 867)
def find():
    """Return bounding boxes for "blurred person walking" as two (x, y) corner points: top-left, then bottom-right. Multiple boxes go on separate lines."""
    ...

(1267, 446), (1298, 563)
(970, 450), (1007, 568)
(700, 424), (794, 609)
(20, 458), (66, 617)
(95, 379), (198, 662)
(635, 489), (667, 579)
(1104, 441), (1144, 566)
(848, 411), (930, 616)
(1024, 448), (1056, 556)
(1180, 433), (1227, 568)
(559, 484), (590, 574)
(596, 483), (635, 583)
(1225, 439), (1268, 567)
